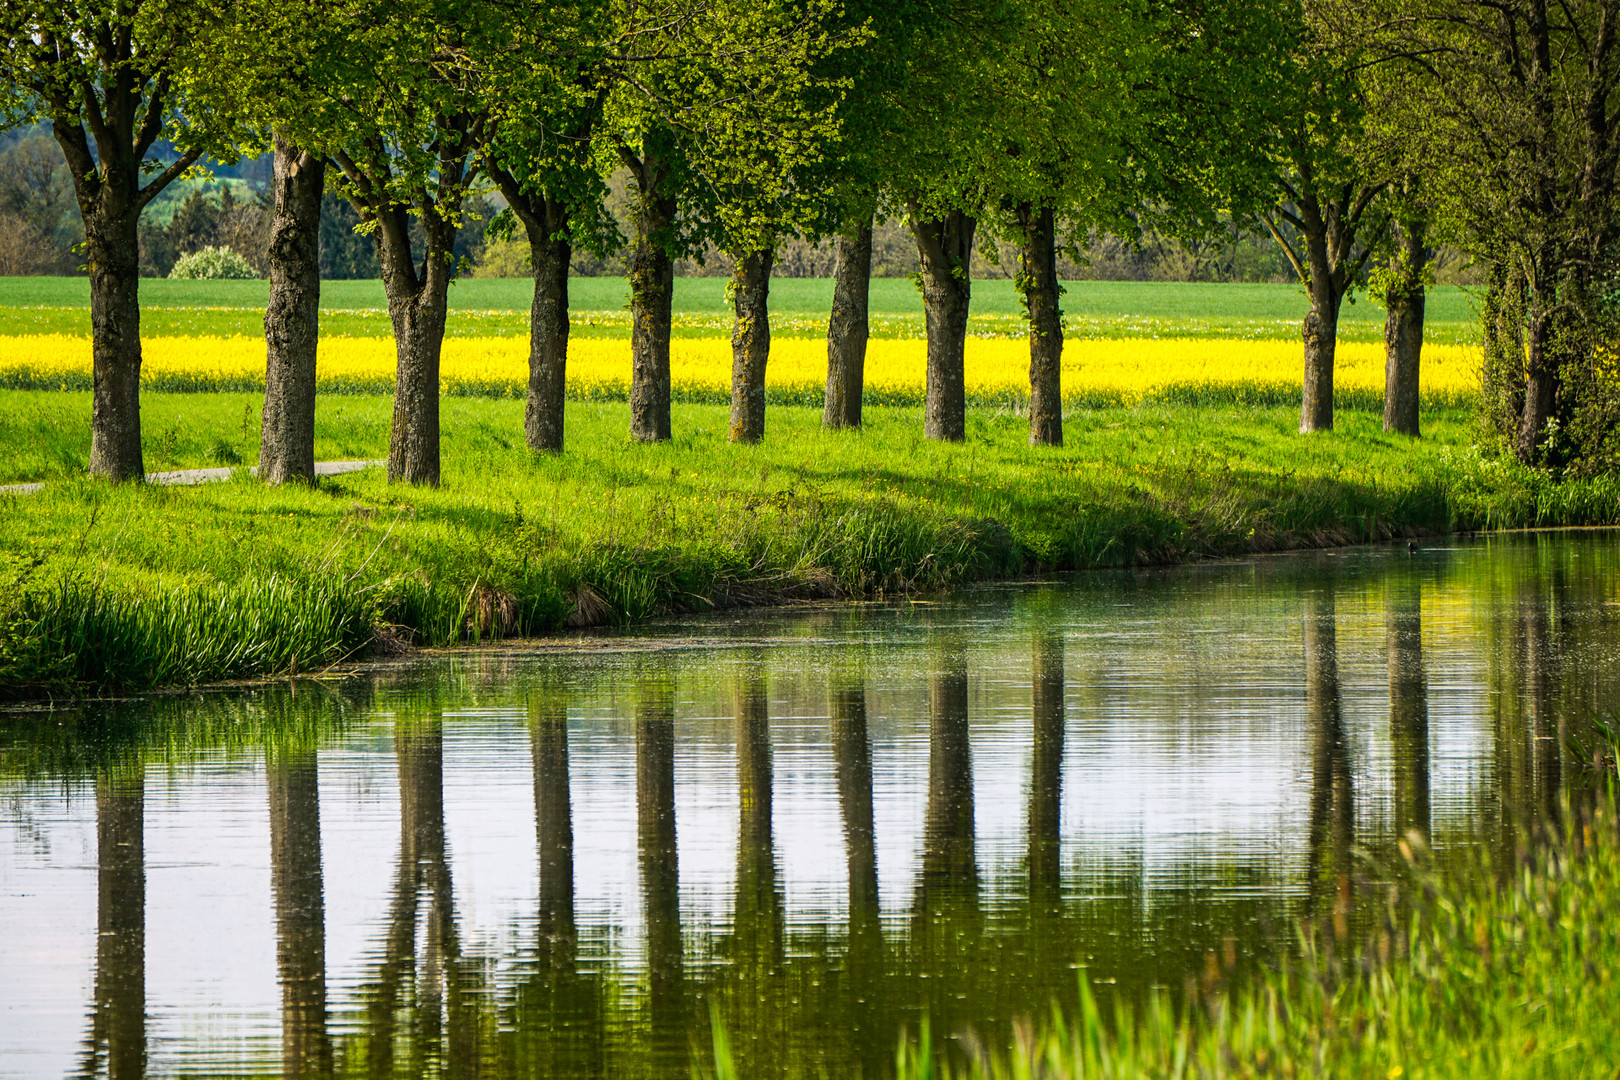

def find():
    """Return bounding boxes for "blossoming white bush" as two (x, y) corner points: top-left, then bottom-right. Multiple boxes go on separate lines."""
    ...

(169, 245), (258, 280)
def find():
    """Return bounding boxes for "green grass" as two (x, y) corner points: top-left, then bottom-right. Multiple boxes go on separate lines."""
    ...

(0, 277), (1483, 342)
(3, 391), (1616, 695)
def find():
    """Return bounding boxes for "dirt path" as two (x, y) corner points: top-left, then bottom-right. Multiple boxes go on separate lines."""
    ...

(0, 459), (383, 496)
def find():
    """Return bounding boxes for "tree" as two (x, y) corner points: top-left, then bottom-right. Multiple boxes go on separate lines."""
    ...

(0, 0), (236, 480)
(279, 0), (493, 486)
(979, 0), (1169, 447)
(481, 0), (617, 454)
(1352, 0), (1620, 464)
(1189, 0), (1389, 433)
(809, 0), (924, 431)
(1253, 63), (1387, 434)
(602, 0), (846, 444)
(875, 3), (1016, 442)
(1371, 182), (1430, 437)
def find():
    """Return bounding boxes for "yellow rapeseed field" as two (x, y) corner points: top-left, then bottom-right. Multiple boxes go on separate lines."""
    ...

(0, 333), (1481, 406)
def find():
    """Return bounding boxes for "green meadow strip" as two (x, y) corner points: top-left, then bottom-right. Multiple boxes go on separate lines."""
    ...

(0, 366), (1484, 411)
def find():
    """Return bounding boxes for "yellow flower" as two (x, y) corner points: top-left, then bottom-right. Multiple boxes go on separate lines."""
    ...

(0, 333), (1482, 404)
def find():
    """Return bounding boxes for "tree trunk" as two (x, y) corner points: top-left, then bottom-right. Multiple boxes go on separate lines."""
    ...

(86, 211), (146, 481)
(375, 208), (457, 486)
(1300, 254), (1342, 433)
(260, 137), (325, 484)
(910, 208), (976, 442)
(1382, 219), (1426, 438)
(630, 193), (677, 443)
(1519, 301), (1558, 461)
(729, 247), (774, 443)
(527, 207), (571, 453)
(824, 218), (873, 429)
(1019, 202), (1063, 447)
(386, 297), (447, 485)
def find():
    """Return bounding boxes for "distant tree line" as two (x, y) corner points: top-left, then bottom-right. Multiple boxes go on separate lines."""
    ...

(1, 0), (1615, 487)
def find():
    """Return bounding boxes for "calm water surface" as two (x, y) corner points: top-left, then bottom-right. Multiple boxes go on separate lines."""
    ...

(2, 532), (1617, 1079)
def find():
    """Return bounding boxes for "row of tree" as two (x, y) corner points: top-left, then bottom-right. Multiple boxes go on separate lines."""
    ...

(3, 0), (1617, 486)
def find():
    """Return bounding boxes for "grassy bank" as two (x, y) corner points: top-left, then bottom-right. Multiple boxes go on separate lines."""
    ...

(850, 788), (1620, 1080)
(3, 392), (1618, 696)
(0, 276), (1484, 343)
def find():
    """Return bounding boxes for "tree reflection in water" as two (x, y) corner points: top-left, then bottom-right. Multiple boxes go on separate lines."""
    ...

(82, 766), (145, 1080)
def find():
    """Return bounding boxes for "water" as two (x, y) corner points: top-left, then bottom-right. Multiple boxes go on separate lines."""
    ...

(2, 532), (1616, 1079)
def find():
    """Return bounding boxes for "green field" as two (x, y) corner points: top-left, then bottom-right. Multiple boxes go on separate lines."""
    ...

(0, 276), (1483, 342)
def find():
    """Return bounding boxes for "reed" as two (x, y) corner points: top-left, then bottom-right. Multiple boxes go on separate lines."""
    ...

(695, 787), (1620, 1080)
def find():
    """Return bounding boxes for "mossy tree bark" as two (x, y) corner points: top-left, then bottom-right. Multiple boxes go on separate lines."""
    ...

(824, 217), (873, 429)
(1382, 218), (1428, 437)
(490, 168), (572, 453)
(1018, 201), (1063, 447)
(260, 136), (325, 484)
(910, 207), (976, 442)
(620, 145), (678, 443)
(729, 247), (774, 443)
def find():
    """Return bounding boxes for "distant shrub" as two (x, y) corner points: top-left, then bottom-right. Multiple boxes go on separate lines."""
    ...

(470, 236), (531, 278)
(169, 245), (259, 280)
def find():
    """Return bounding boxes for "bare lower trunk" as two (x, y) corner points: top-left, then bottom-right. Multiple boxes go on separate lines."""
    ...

(1382, 221), (1426, 438)
(527, 221), (571, 453)
(1301, 282), (1341, 433)
(375, 207), (456, 487)
(824, 218), (872, 429)
(86, 213), (145, 481)
(260, 137), (325, 484)
(386, 298), (447, 485)
(910, 208), (975, 442)
(630, 195), (676, 443)
(729, 247), (773, 443)
(1019, 202), (1063, 446)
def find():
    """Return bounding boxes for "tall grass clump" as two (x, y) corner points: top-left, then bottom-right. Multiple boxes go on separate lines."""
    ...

(0, 569), (377, 695)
